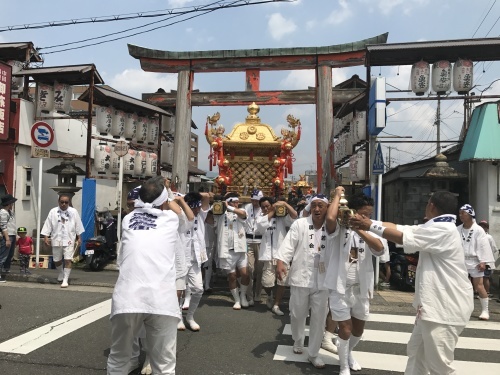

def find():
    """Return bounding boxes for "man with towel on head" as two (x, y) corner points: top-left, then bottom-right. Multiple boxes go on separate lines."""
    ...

(107, 176), (180, 375)
(457, 204), (495, 321)
(275, 190), (343, 369)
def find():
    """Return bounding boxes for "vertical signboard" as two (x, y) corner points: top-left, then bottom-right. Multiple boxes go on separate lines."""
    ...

(0, 62), (12, 141)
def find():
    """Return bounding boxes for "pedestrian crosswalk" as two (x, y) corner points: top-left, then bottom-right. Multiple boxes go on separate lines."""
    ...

(273, 313), (500, 373)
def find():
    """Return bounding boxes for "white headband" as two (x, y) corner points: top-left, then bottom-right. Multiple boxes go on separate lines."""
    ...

(135, 187), (169, 209)
(226, 197), (239, 203)
(310, 195), (329, 204)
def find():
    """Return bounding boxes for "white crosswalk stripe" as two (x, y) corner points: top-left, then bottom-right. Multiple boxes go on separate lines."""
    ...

(274, 313), (500, 373)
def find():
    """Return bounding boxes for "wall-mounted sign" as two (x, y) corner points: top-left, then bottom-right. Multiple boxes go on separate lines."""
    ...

(0, 62), (12, 141)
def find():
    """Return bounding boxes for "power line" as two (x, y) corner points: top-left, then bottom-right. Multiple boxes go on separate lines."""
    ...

(471, 0), (496, 37)
(0, 0), (294, 33)
(40, 0), (280, 55)
(40, 0), (225, 50)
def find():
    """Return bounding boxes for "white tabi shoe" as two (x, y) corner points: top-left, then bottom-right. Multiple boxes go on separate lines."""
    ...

(349, 353), (362, 371)
(479, 298), (490, 320)
(293, 340), (304, 354)
(321, 335), (338, 354)
(177, 319), (186, 331)
(141, 356), (152, 375)
(230, 288), (241, 310)
(57, 269), (64, 282)
(186, 317), (200, 331)
(271, 305), (284, 316)
(247, 298), (255, 306)
(308, 355), (325, 369)
(61, 280), (69, 288)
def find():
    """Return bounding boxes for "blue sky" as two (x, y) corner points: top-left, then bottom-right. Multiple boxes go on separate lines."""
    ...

(1, 0), (500, 177)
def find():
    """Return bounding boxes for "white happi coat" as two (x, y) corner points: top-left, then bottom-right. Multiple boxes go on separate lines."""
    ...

(457, 221), (496, 268)
(244, 203), (262, 244)
(324, 227), (386, 298)
(256, 213), (294, 261)
(111, 207), (180, 319)
(276, 216), (336, 289)
(214, 211), (247, 259)
(181, 209), (208, 267)
(399, 215), (474, 326)
(41, 206), (85, 246)
(175, 212), (194, 280)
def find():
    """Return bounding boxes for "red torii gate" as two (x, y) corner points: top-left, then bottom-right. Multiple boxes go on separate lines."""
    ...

(128, 33), (388, 193)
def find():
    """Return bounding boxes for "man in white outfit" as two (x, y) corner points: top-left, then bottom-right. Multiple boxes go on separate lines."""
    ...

(324, 193), (386, 375)
(244, 189), (264, 305)
(107, 176), (180, 375)
(350, 191), (474, 375)
(181, 191), (212, 330)
(214, 192), (250, 309)
(276, 189), (343, 369)
(457, 204), (495, 320)
(41, 193), (84, 288)
(256, 196), (297, 315)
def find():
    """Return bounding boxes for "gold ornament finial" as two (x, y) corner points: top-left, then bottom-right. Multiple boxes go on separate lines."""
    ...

(247, 102), (260, 118)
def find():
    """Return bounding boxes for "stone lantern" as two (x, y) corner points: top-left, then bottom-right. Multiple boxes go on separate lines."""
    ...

(45, 159), (86, 201)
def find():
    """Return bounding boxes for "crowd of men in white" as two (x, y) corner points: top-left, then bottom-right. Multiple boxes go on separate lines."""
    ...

(45, 175), (493, 375)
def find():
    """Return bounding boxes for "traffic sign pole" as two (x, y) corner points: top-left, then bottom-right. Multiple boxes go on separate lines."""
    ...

(30, 122), (54, 269)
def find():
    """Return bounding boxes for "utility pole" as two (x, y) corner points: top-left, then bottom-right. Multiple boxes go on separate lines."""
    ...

(386, 146), (392, 170)
(435, 95), (441, 154)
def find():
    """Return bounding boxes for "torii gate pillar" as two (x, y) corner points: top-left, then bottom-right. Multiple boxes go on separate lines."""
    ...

(316, 65), (334, 194)
(172, 70), (193, 193)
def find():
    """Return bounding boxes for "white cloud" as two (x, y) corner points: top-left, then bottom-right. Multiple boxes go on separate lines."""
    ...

(168, 0), (194, 8)
(108, 69), (178, 99)
(267, 13), (297, 41)
(306, 19), (317, 30)
(326, 0), (353, 25)
(280, 70), (315, 90)
(368, 0), (430, 16)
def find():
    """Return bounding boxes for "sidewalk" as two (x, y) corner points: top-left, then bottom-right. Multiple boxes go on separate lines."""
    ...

(2, 266), (500, 318)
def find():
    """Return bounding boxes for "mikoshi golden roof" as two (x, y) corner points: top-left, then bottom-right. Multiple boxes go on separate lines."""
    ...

(205, 102), (300, 157)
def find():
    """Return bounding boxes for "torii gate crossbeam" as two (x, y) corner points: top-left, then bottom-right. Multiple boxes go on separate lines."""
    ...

(128, 33), (388, 193)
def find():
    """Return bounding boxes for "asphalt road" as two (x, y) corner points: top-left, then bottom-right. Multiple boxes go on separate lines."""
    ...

(0, 268), (499, 374)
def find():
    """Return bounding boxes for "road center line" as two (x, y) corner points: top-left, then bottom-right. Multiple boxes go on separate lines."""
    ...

(0, 299), (111, 354)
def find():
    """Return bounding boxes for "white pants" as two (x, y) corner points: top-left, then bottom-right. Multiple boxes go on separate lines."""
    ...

(405, 319), (464, 375)
(186, 259), (204, 315)
(107, 313), (178, 375)
(289, 285), (329, 358)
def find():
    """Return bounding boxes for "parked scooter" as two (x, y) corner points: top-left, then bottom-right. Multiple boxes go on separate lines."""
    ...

(85, 209), (117, 271)
(390, 248), (419, 291)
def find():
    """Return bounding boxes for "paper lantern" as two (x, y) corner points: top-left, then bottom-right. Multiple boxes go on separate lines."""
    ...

(333, 117), (342, 137)
(432, 60), (451, 95)
(123, 149), (136, 176)
(96, 106), (113, 135)
(94, 144), (111, 174)
(453, 59), (474, 94)
(145, 152), (158, 177)
(350, 150), (366, 182)
(135, 117), (148, 143)
(7, 60), (24, 91)
(353, 111), (366, 144)
(161, 141), (174, 164)
(134, 151), (147, 177)
(53, 81), (73, 114)
(110, 109), (125, 139)
(110, 145), (120, 175)
(410, 61), (430, 96)
(124, 112), (137, 140)
(147, 118), (160, 145)
(37, 83), (54, 114)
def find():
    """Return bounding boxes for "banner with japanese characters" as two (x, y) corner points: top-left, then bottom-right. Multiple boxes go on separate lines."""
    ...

(0, 62), (12, 141)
